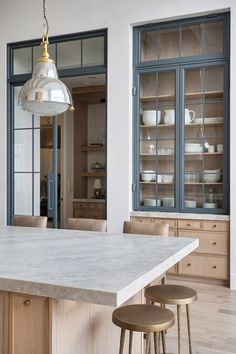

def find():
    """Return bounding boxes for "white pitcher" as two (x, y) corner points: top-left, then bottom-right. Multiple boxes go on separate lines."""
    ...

(185, 109), (195, 124)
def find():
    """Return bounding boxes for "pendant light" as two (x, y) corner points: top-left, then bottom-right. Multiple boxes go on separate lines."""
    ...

(18, 0), (74, 116)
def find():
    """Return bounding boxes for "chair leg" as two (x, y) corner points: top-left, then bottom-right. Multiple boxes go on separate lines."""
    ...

(177, 304), (181, 354)
(161, 331), (166, 354)
(128, 330), (133, 354)
(145, 332), (151, 354)
(119, 328), (126, 354)
(186, 304), (193, 354)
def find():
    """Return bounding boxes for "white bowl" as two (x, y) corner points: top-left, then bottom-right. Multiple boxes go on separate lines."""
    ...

(162, 197), (174, 208)
(184, 200), (197, 208)
(203, 169), (221, 183)
(143, 199), (161, 207)
(142, 110), (161, 125)
(140, 170), (156, 182)
(185, 143), (203, 153)
(203, 202), (218, 208)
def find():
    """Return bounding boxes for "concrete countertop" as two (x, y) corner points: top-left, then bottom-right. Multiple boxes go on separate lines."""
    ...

(0, 226), (198, 307)
(130, 211), (230, 221)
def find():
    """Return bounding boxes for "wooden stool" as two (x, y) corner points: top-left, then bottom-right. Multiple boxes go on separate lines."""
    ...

(145, 285), (197, 354)
(112, 304), (175, 354)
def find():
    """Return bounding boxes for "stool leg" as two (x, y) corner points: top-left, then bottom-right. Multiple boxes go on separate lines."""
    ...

(186, 304), (192, 354)
(161, 331), (166, 354)
(119, 328), (126, 354)
(129, 330), (133, 354)
(177, 304), (181, 354)
(154, 332), (158, 354)
(145, 332), (151, 354)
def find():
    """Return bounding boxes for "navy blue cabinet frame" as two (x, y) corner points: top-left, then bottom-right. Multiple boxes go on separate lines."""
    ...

(133, 13), (230, 214)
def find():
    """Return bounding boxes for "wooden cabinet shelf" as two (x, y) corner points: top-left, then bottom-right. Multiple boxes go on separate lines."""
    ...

(140, 122), (223, 128)
(140, 91), (223, 103)
(81, 145), (105, 152)
(81, 172), (106, 177)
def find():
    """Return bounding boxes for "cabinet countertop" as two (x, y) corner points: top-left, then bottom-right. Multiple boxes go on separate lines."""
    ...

(0, 226), (198, 307)
(130, 211), (230, 221)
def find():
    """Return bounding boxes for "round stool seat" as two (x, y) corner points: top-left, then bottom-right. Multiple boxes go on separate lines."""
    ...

(112, 304), (175, 333)
(145, 285), (198, 305)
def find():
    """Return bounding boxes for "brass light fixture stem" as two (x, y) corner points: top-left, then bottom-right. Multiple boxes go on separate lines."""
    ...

(38, 0), (53, 63)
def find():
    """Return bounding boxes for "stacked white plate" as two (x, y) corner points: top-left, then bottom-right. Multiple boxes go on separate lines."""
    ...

(184, 200), (197, 208)
(162, 197), (174, 208)
(185, 143), (203, 153)
(140, 170), (156, 182)
(143, 199), (161, 207)
(194, 117), (223, 124)
(203, 202), (218, 208)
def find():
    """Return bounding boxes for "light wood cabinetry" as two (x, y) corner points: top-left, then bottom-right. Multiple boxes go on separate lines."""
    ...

(130, 215), (229, 282)
(9, 293), (49, 354)
(0, 292), (8, 354)
(73, 201), (106, 219)
(73, 85), (106, 220)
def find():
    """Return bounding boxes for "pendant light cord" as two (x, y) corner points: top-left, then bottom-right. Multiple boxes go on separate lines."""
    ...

(42, 0), (49, 43)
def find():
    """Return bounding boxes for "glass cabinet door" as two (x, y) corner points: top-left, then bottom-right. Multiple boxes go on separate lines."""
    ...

(183, 65), (225, 211)
(138, 70), (176, 209)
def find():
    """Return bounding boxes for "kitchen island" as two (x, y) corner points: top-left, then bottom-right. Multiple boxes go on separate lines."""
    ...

(0, 226), (198, 354)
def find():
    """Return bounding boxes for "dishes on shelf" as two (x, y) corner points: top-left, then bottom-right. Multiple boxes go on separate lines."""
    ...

(164, 110), (175, 125)
(193, 117), (223, 124)
(185, 143), (203, 153)
(203, 202), (218, 208)
(203, 169), (221, 183)
(142, 110), (161, 125)
(162, 175), (174, 183)
(143, 198), (161, 207)
(140, 170), (156, 182)
(184, 200), (197, 208)
(185, 172), (199, 183)
(158, 147), (174, 155)
(162, 197), (174, 208)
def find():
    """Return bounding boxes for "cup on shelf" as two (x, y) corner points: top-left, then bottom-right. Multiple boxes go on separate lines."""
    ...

(217, 144), (223, 153)
(207, 145), (215, 153)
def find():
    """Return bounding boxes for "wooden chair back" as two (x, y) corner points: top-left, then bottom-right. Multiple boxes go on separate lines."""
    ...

(67, 218), (107, 232)
(123, 221), (169, 236)
(11, 215), (48, 228)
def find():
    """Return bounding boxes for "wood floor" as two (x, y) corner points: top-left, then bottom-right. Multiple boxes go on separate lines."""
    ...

(162, 278), (236, 354)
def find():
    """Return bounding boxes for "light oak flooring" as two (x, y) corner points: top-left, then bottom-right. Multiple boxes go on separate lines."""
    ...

(161, 278), (236, 354)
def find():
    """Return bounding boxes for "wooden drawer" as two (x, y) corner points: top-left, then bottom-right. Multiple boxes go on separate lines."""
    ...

(179, 230), (229, 255)
(179, 254), (228, 280)
(152, 218), (177, 229)
(178, 219), (201, 230)
(74, 202), (104, 210)
(167, 264), (178, 275)
(169, 230), (177, 237)
(74, 208), (105, 219)
(202, 220), (229, 232)
(130, 217), (152, 223)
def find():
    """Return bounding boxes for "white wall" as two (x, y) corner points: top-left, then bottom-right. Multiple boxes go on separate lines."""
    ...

(0, 0), (235, 287)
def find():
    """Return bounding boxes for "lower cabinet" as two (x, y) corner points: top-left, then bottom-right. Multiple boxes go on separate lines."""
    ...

(73, 201), (106, 219)
(131, 215), (229, 282)
(0, 292), (49, 354)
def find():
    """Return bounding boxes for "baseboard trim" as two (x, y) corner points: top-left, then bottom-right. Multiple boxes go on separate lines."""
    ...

(230, 273), (236, 289)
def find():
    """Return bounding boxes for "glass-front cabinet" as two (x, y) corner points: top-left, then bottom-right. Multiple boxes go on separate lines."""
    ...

(133, 14), (229, 214)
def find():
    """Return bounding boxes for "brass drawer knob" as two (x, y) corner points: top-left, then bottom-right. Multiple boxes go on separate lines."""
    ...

(213, 224), (217, 228)
(213, 242), (217, 246)
(187, 223), (191, 227)
(187, 263), (191, 267)
(213, 265), (217, 269)
(23, 299), (31, 306)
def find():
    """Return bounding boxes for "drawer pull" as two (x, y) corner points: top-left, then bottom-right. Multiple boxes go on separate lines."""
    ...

(213, 265), (217, 269)
(23, 299), (31, 306)
(213, 242), (217, 246)
(187, 223), (191, 227)
(187, 263), (191, 267)
(213, 224), (217, 228)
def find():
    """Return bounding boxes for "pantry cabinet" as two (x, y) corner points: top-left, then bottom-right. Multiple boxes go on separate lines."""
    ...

(133, 13), (229, 214)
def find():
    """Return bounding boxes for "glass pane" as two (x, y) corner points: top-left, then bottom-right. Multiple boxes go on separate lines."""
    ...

(181, 25), (201, 57)
(141, 31), (158, 62)
(204, 21), (223, 54)
(14, 86), (32, 129)
(14, 130), (32, 172)
(184, 65), (225, 211)
(14, 173), (32, 215)
(13, 47), (32, 75)
(33, 44), (56, 68)
(82, 37), (104, 66)
(139, 70), (176, 209)
(57, 40), (81, 69)
(159, 28), (179, 59)
(34, 173), (40, 216)
(34, 129), (40, 172)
